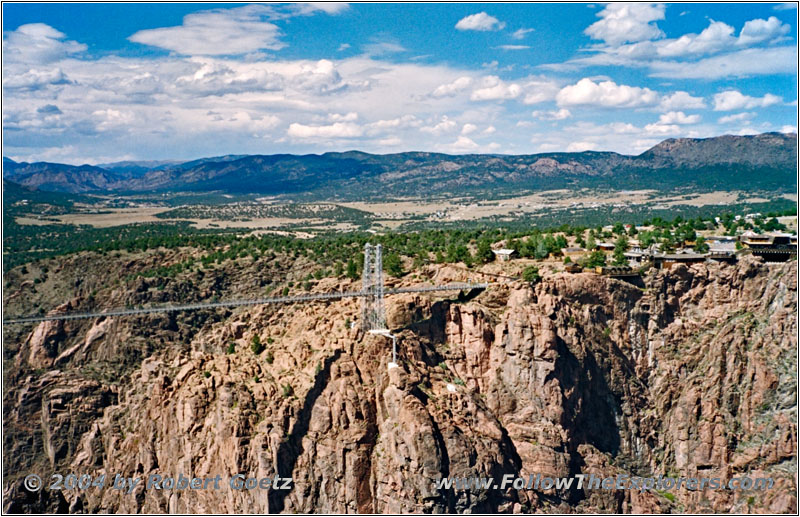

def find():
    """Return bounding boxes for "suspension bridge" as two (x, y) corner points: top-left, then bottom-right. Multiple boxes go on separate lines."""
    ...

(2, 244), (495, 328)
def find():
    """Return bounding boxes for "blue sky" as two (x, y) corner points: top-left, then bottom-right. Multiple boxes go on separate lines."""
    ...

(2, 2), (797, 164)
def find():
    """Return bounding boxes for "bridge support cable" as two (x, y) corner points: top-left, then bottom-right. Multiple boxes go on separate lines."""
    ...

(3, 281), (490, 325)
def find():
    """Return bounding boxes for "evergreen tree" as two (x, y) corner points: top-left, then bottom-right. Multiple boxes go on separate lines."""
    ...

(346, 258), (358, 280)
(613, 235), (628, 266)
(384, 253), (404, 277)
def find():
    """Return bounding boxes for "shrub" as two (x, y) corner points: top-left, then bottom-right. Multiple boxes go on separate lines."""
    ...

(265, 351), (274, 364)
(251, 335), (264, 355)
(282, 383), (294, 397)
(203, 371), (211, 378)
(522, 266), (541, 283)
(226, 343), (235, 354)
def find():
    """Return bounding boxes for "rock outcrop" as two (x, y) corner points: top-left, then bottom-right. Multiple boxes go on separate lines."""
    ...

(3, 255), (796, 513)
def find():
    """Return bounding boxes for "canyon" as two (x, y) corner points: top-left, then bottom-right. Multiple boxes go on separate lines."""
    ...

(2, 252), (797, 513)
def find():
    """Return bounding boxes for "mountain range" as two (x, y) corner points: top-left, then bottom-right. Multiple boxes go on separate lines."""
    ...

(3, 133), (797, 199)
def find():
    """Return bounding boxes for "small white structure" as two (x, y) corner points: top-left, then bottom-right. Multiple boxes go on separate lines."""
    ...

(492, 249), (517, 261)
(369, 329), (398, 369)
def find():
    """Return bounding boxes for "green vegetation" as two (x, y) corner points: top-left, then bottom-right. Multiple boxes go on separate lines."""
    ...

(522, 266), (541, 283)
(282, 383), (294, 397)
(251, 335), (264, 355)
(4, 193), (795, 277)
(226, 343), (236, 354)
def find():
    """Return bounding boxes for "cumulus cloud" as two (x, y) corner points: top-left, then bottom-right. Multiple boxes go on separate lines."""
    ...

(556, 78), (658, 108)
(565, 10), (795, 81)
(584, 3), (665, 46)
(470, 76), (521, 101)
(129, 5), (286, 55)
(3, 23), (86, 64)
(532, 108), (571, 121)
(717, 112), (756, 124)
(430, 76), (472, 98)
(712, 90), (782, 111)
(455, 12), (506, 31)
(521, 80), (561, 105)
(738, 16), (791, 46)
(658, 91), (706, 110)
(658, 111), (700, 124)
(644, 122), (680, 135)
(3, 67), (71, 90)
(461, 123), (478, 135)
(449, 135), (479, 150)
(420, 116), (458, 135)
(287, 121), (363, 138)
(657, 20), (735, 57)
(567, 141), (598, 152)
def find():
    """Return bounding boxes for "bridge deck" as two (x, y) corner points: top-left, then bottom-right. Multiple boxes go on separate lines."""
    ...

(3, 282), (490, 325)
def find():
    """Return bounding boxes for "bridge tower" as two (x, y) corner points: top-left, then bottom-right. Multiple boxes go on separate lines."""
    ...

(361, 243), (387, 331)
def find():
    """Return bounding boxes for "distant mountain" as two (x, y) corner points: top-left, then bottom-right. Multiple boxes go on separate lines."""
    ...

(94, 160), (182, 178)
(2, 159), (126, 193)
(3, 133), (796, 198)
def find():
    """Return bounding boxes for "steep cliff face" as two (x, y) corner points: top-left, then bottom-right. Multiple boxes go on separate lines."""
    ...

(3, 256), (796, 513)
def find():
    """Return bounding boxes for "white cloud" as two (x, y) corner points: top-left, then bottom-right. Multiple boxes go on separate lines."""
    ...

(649, 46), (797, 79)
(659, 91), (706, 110)
(362, 39), (406, 56)
(338, 43), (351, 51)
(449, 135), (478, 150)
(470, 76), (521, 101)
(584, 3), (665, 46)
(658, 111), (700, 124)
(377, 136), (403, 146)
(129, 5), (286, 55)
(532, 108), (571, 121)
(556, 78), (658, 108)
(657, 20), (735, 57)
(521, 79), (561, 105)
(287, 121), (363, 138)
(644, 122), (680, 135)
(511, 28), (534, 40)
(494, 45), (530, 50)
(779, 125), (797, 134)
(461, 123), (478, 135)
(712, 90), (782, 111)
(430, 76), (472, 98)
(420, 116), (458, 135)
(328, 112), (359, 122)
(738, 16), (791, 46)
(773, 3), (797, 10)
(3, 67), (71, 90)
(367, 115), (420, 130)
(455, 12), (506, 32)
(717, 112), (756, 124)
(483, 125), (496, 134)
(567, 141), (598, 152)
(296, 3), (350, 15)
(3, 23), (87, 64)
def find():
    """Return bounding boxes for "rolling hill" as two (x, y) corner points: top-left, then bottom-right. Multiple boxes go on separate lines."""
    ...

(3, 133), (796, 199)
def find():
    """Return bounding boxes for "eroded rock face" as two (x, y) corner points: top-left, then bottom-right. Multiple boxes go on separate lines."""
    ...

(3, 257), (796, 513)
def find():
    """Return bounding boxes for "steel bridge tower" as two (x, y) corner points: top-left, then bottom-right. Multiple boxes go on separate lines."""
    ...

(361, 243), (387, 331)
